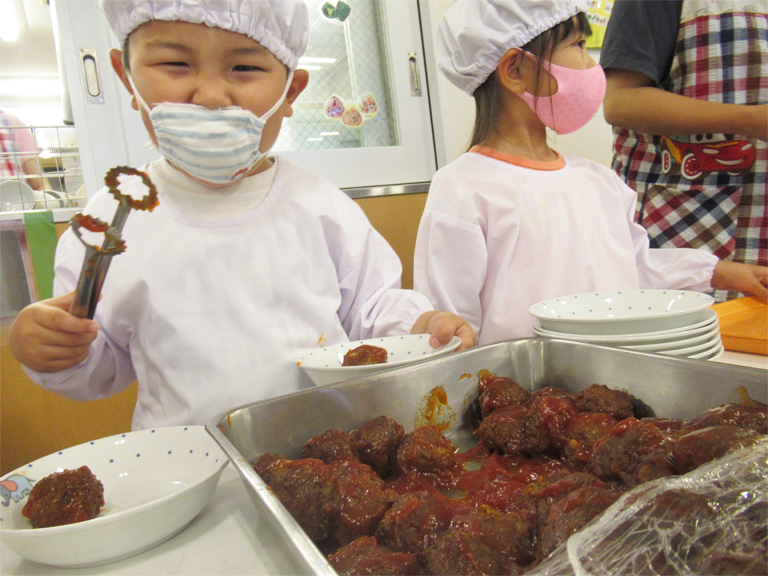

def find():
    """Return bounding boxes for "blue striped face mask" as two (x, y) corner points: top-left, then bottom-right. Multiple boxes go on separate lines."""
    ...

(127, 71), (293, 184)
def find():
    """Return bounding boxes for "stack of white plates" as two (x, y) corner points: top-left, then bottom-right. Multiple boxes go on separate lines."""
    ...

(529, 290), (723, 360)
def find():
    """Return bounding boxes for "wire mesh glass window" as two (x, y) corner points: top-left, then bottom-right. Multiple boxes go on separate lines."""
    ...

(0, 122), (85, 212)
(273, 0), (400, 152)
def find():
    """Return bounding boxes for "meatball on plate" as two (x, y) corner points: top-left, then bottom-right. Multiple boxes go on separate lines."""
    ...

(297, 334), (461, 386)
(0, 426), (227, 568)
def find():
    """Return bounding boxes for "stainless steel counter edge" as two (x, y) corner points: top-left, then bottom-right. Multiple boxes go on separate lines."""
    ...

(342, 182), (430, 199)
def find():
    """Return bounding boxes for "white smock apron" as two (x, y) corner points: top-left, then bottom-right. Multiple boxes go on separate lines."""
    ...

(26, 157), (432, 429)
(414, 148), (718, 347)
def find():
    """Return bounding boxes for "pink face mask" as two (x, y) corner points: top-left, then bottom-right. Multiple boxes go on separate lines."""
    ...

(520, 57), (606, 135)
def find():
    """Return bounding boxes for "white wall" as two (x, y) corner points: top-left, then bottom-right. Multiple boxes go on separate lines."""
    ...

(420, 0), (475, 166)
(421, 0), (615, 169)
(0, 0), (62, 126)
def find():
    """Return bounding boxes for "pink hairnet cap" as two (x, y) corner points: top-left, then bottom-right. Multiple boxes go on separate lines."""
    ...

(100, 0), (308, 70)
(437, 0), (589, 94)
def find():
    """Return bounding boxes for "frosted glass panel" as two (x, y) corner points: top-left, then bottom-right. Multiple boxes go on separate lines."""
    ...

(273, 0), (400, 151)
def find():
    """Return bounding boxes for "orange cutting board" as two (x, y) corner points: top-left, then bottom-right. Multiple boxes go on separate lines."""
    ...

(712, 297), (768, 355)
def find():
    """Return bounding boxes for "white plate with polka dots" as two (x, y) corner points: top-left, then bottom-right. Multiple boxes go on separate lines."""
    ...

(0, 426), (227, 568)
(297, 334), (462, 387)
(533, 309), (719, 344)
(530, 290), (715, 336)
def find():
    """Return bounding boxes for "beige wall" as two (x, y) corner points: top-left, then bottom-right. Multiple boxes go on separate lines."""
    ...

(355, 192), (427, 290)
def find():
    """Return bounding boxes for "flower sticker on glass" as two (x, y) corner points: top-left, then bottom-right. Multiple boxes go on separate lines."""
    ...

(325, 95), (345, 119)
(359, 93), (378, 118)
(341, 106), (363, 128)
(324, 93), (379, 127)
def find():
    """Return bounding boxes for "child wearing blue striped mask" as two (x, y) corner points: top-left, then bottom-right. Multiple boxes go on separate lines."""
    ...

(114, 8), (302, 186)
(10, 0), (476, 431)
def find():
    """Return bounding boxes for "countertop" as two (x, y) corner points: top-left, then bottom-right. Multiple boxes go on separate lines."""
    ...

(711, 349), (768, 370)
(1, 350), (765, 576)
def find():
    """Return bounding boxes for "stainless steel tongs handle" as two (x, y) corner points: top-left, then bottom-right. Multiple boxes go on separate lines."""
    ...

(69, 166), (158, 319)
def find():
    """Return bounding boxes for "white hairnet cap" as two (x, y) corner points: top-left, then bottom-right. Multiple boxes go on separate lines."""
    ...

(437, 0), (589, 95)
(100, 0), (308, 70)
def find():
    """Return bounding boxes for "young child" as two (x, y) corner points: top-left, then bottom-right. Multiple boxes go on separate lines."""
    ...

(414, 0), (768, 347)
(10, 0), (475, 430)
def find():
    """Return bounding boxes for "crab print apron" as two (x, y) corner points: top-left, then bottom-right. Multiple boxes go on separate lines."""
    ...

(611, 0), (767, 301)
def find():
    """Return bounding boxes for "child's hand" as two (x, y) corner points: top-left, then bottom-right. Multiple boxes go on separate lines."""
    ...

(9, 291), (100, 373)
(412, 311), (477, 352)
(711, 261), (768, 304)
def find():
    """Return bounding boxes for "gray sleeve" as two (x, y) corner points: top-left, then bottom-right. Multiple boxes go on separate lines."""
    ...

(600, 0), (684, 86)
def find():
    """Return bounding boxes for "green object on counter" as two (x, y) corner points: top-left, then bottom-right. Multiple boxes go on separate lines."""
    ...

(23, 210), (58, 300)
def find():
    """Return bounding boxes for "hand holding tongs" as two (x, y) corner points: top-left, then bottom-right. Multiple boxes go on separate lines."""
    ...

(69, 166), (159, 319)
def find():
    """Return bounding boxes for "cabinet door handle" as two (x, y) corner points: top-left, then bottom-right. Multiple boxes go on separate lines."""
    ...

(408, 52), (422, 97)
(79, 48), (104, 104)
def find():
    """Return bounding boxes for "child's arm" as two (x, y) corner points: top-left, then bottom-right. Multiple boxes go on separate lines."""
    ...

(410, 311), (476, 352)
(413, 208), (487, 342)
(711, 262), (768, 304)
(9, 291), (100, 373)
(604, 69), (767, 141)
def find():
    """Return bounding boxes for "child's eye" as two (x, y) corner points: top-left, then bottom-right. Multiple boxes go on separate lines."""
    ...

(577, 39), (587, 49)
(233, 65), (262, 72)
(161, 61), (189, 68)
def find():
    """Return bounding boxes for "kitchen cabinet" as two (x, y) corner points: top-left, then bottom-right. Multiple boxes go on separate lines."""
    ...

(0, 225), (137, 477)
(0, 322), (138, 476)
(53, 0), (439, 195)
(355, 191), (427, 289)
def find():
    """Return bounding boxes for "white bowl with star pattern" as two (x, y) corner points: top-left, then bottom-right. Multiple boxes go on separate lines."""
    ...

(530, 290), (715, 335)
(0, 426), (227, 568)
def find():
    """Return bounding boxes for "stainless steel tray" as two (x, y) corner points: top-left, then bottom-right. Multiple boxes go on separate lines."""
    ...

(205, 338), (767, 575)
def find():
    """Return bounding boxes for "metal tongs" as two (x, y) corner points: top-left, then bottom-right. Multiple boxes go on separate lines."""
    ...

(69, 166), (159, 319)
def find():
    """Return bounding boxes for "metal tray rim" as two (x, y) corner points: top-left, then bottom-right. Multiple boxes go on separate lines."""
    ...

(205, 338), (767, 575)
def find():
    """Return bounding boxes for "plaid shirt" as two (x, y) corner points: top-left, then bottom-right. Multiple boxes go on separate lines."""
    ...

(611, 1), (768, 300)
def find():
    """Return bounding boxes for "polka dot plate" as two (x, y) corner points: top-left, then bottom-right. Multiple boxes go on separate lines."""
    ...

(529, 290), (715, 336)
(0, 426), (227, 568)
(297, 334), (462, 386)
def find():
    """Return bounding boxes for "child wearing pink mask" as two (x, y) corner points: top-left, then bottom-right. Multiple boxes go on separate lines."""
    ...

(414, 0), (768, 347)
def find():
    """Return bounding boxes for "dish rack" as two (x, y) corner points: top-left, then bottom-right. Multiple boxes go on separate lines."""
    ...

(0, 124), (86, 212)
